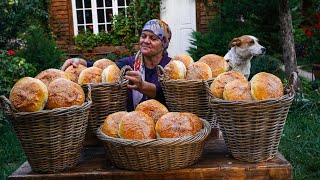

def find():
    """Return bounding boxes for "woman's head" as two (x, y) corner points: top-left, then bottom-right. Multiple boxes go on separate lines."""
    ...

(139, 19), (172, 56)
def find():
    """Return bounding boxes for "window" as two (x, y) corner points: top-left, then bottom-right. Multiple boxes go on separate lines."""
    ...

(71, 0), (132, 35)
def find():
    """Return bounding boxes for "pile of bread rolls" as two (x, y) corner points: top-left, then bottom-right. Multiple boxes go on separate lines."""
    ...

(164, 54), (229, 80)
(210, 71), (284, 100)
(101, 99), (204, 140)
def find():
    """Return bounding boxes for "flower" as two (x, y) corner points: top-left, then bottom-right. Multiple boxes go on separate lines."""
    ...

(89, 26), (93, 30)
(305, 28), (313, 37)
(7, 50), (14, 56)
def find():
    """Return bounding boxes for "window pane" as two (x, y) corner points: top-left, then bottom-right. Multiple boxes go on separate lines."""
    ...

(85, 10), (92, 23)
(84, 0), (91, 8)
(107, 24), (112, 31)
(97, 9), (105, 23)
(99, 25), (105, 32)
(105, 0), (112, 7)
(97, 0), (103, 7)
(76, 0), (83, 8)
(118, 8), (124, 14)
(77, 10), (84, 24)
(118, 0), (125, 6)
(126, 0), (131, 5)
(106, 9), (113, 22)
(78, 26), (85, 32)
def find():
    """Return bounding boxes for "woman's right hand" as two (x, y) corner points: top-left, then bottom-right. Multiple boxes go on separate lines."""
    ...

(60, 58), (87, 71)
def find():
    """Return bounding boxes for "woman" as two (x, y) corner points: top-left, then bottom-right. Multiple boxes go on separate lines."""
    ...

(61, 19), (172, 111)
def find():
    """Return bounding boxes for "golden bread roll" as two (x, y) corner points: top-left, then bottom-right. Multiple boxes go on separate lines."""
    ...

(118, 111), (156, 140)
(223, 79), (253, 100)
(46, 78), (85, 109)
(181, 112), (203, 135)
(101, 65), (120, 83)
(250, 72), (284, 100)
(164, 60), (186, 80)
(93, 58), (116, 70)
(78, 67), (103, 84)
(198, 54), (229, 78)
(102, 111), (128, 138)
(35, 68), (70, 87)
(135, 99), (169, 123)
(186, 62), (212, 80)
(173, 54), (194, 68)
(155, 112), (201, 138)
(9, 77), (48, 112)
(64, 64), (87, 83)
(210, 71), (246, 99)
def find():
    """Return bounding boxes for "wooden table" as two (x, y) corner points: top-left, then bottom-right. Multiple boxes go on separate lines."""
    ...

(8, 137), (292, 180)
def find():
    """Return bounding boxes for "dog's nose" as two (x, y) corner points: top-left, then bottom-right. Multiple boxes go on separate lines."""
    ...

(261, 47), (266, 54)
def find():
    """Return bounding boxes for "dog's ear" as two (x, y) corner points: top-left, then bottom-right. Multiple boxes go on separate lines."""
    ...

(228, 38), (241, 48)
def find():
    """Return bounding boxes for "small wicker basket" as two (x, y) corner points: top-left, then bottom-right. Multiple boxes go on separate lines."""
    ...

(205, 72), (298, 162)
(96, 119), (211, 171)
(82, 65), (131, 134)
(0, 86), (92, 173)
(156, 65), (217, 127)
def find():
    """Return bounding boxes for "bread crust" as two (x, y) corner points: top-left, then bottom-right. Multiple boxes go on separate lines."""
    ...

(164, 60), (186, 80)
(186, 62), (212, 80)
(135, 99), (169, 123)
(101, 65), (120, 83)
(46, 78), (85, 109)
(93, 58), (116, 70)
(118, 111), (156, 140)
(78, 67), (103, 84)
(102, 111), (128, 138)
(198, 54), (229, 78)
(173, 54), (194, 68)
(210, 71), (246, 99)
(250, 72), (284, 100)
(35, 68), (70, 87)
(65, 64), (87, 83)
(223, 79), (253, 100)
(9, 77), (48, 112)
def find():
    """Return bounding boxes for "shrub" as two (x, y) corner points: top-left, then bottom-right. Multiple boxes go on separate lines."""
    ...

(249, 55), (282, 79)
(0, 50), (36, 96)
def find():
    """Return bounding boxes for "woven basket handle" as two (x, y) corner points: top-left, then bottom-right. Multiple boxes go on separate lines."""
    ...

(120, 65), (133, 80)
(285, 71), (298, 96)
(156, 65), (165, 82)
(86, 84), (92, 102)
(0, 95), (16, 118)
(203, 80), (217, 103)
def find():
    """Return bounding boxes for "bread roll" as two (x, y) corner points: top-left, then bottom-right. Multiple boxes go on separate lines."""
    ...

(46, 78), (85, 109)
(181, 112), (203, 134)
(93, 58), (116, 70)
(198, 54), (229, 78)
(223, 79), (253, 100)
(250, 72), (284, 100)
(78, 67), (103, 84)
(35, 68), (70, 87)
(102, 111), (128, 138)
(155, 112), (202, 138)
(164, 60), (186, 80)
(135, 99), (169, 123)
(9, 77), (48, 112)
(173, 54), (194, 68)
(210, 71), (246, 99)
(101, 65), (120, 83)
(118, 111), (156, 140)
(186, 62), (212, 80)
(65, 64), (87, 83)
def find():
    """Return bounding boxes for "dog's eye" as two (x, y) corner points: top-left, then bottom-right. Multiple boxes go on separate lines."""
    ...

(250, 40), (254, 44)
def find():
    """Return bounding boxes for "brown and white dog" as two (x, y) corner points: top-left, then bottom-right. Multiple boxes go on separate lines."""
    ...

(224, 35), (266, 79)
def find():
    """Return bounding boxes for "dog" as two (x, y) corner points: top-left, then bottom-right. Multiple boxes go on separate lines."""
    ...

(224, 35), (266, 79)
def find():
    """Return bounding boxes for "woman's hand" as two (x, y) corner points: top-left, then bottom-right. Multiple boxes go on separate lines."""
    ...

(125, 70), (157, 98)
(60, 58), (87, 71)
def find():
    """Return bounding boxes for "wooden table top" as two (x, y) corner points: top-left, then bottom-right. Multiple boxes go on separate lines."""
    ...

(8, 138), (292, 180)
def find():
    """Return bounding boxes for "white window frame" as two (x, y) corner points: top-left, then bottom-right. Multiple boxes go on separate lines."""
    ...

(71, 0), (131, 36)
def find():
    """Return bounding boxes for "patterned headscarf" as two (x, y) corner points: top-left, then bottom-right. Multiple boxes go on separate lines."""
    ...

(142, 19), (172, 50)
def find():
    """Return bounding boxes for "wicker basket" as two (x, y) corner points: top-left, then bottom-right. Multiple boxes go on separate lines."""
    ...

(156, 65), (217, 127)
(205, 72), (298, 162)
(82, 65), (131, 134)
(0, 86), (92, 173)
(96, 118), (211, 171)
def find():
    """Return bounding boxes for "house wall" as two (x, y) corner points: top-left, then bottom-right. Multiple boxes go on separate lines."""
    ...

(49, 0), (219, 53)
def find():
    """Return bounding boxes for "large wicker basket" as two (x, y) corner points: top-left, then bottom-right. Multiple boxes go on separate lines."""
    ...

(205, 72), (298, 162)
(0, 86), (92, 173)
(82, 65), (130, 134)
(96, 119), (211, 171)
(156, 65), (217, 127)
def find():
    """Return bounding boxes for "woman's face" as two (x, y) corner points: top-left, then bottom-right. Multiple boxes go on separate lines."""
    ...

(139, 31), (164, 57)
